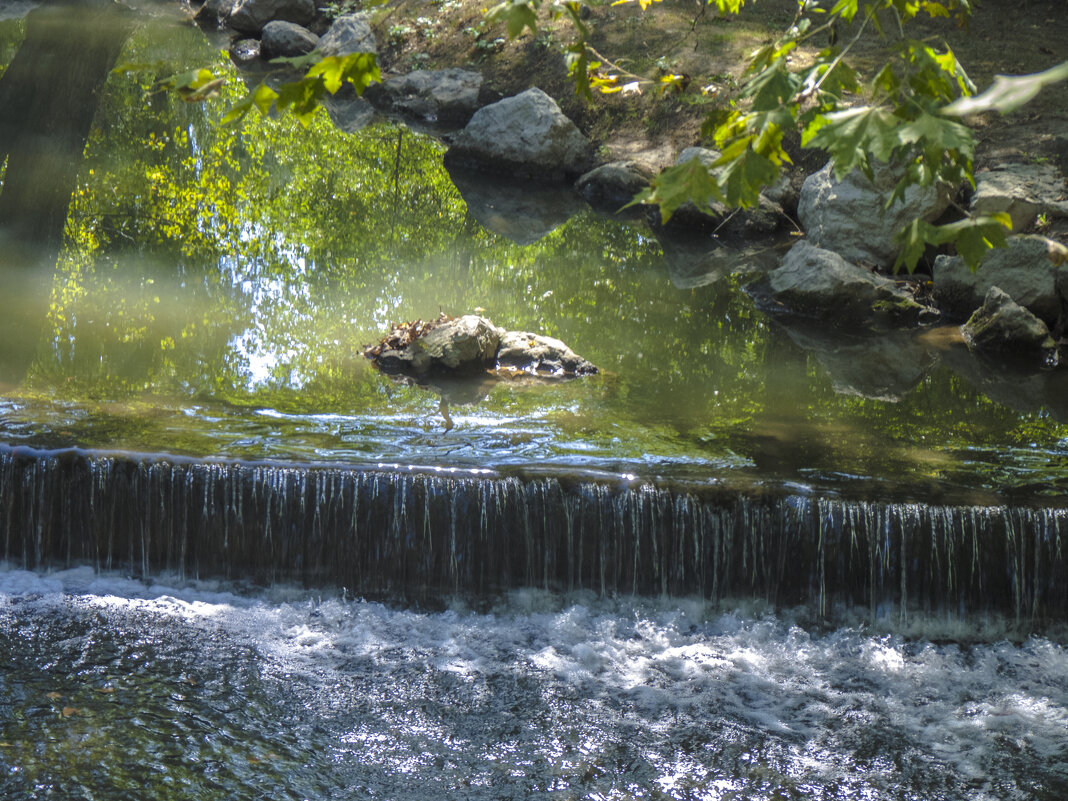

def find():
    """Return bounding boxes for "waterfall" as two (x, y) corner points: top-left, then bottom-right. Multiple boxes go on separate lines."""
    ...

(1, 445), (1065, 622)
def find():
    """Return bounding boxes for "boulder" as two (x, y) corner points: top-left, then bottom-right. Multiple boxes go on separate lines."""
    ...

(317, 13), (377, 56)
(798, 160), (953, 268)
(193, 0), (237, 26)
(367, 69), (482, 125)
(497, 331), (597, 375)
(228, 0), (313, 34)
(960, 286), (1056, 359)
(260, 20), (318, 59)
(932, 234), (1067, 324)
(665, 147), (784, 237)
(576, 161), (654, 212)
(970, 162), (1068, 232)
(444, 88), (593, 180)
(754, 241), (936, 324)
(447, 165), (583, 245)
(368, 315), (500, 375)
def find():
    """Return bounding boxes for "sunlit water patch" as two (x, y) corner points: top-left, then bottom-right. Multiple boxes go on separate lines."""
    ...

(1, 566), (1066, 800)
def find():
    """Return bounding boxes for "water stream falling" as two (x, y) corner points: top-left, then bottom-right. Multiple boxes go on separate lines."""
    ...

(3, 446), (1065, 625)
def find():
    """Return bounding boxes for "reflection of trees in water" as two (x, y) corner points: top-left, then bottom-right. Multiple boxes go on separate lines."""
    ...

(0, 0), (134, 384)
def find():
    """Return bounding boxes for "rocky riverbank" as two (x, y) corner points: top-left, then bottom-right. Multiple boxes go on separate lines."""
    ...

(179, 0), (1068, 369)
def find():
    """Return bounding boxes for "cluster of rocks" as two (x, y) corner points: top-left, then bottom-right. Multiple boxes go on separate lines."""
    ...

(746, 157), (1067, 367)
(191, 0), (485, 131)
(365, 314), (597, 378)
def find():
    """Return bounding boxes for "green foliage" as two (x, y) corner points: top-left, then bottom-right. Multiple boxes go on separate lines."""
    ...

(482, 0), (1067, 270)
(942, 60), (1068, 116)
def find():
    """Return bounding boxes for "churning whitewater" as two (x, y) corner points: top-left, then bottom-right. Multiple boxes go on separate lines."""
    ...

(1, 566), (1065, 800)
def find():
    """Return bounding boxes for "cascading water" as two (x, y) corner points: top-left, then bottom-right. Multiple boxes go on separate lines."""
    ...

(3, 445), (1065, 625)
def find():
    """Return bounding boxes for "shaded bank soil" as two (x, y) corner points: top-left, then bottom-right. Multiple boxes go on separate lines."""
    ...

(358, 0), (1068, 222)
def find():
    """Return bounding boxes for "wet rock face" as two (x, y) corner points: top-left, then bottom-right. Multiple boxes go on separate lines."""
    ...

(497, 332), (598, 375)
(933, 234), (1068, 325)
(961, 286), (1057, 360)
(798, 160), (953, 269)
(755, 241), (936, 325)
(228, 0), (314, 35)
(444, 88), (593, 180)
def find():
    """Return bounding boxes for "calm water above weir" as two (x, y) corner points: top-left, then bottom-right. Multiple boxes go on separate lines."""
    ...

(2, 3), (1068, 799)
(0, 2), (1066, 500)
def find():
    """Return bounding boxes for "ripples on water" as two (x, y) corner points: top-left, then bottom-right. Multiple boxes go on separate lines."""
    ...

(1, 566), (1065, 800)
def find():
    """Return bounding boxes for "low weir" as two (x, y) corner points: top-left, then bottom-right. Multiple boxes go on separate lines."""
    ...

(2, 445), (1065, 623)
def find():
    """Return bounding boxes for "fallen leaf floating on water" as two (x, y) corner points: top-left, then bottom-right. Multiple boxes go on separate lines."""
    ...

(61, 707), (78, 717)
(46, 691), (62, 700)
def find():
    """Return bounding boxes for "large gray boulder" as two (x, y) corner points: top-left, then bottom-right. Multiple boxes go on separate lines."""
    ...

(932, 234), (1068, 324)
(444, 88), (593, 180)
(970, 162), (1068, 232)
(497, 332), (597, 375)
(798, 160), (953, 268)
(260, 20), (318, 59)
(228, 0), (313, 34)
(369, 69), (482, 125)
(317, 13), (377, 56)
(756, 241), (935, 324)
(961, 286), (1056, 359)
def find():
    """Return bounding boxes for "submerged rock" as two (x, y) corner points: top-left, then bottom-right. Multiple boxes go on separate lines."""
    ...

(365, 313), (597, 377)
(960, 286), (1057, 361)
(933, 234), (1067, 324)
(753, 241), (937, 325)
(798, 160), (953, 269)
(444, 88), (593, 180)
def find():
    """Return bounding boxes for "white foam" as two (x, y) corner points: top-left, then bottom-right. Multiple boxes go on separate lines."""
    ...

(2, 564), (1066, 798)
